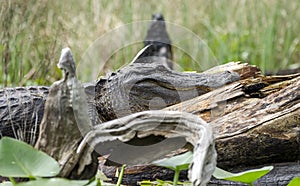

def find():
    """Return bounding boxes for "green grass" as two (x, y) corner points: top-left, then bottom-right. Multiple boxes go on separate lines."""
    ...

(1, 0), (299, 87)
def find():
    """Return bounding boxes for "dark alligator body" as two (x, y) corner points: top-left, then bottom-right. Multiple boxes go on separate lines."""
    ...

(0, 86), (49, 145)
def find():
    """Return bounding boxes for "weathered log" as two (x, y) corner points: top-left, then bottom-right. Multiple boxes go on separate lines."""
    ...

(35, 48), (94, 177)
(77, 111), (217, 186)
(98, 73), (300, 185)
(34, 48), (299, 185)
(166, 75), (300, 168)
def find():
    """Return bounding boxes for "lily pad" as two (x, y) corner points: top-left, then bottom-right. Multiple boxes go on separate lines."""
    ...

(288, 177), (300, 186)
(213, 166), (273, 184)
(16, 178), (88, 186)
(0, 137), (60, 178)
(152, 151), (193, 171)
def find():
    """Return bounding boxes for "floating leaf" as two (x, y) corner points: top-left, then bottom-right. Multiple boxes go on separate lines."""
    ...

(153, 152), (193, 186)
(152, 151), (193, 171)
(0, 137), (60, 178)
(16, 178), (88, 186)
(213, 166), (273, 184)
(288, 177), (300, 186)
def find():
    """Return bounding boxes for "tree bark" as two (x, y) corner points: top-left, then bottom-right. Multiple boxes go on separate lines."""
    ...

(165, 75), (300, 168)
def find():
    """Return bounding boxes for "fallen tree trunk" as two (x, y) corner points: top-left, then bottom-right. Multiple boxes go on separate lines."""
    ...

(166, 75), (300, 168)
(34, 49), (299, 185)
(98, 74), (300, 185)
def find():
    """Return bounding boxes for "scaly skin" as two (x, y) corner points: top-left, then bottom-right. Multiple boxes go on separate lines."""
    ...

(0, 86), (49, 145)
(95, 46), (240, 122)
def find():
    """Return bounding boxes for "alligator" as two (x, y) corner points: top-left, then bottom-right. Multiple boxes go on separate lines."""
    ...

(0, 14), (240, 145)
(0, 45), (240, 145)
(95, 45), (240, 122)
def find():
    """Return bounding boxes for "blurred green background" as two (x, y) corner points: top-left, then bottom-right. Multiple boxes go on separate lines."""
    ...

(1, 0), (299, 87)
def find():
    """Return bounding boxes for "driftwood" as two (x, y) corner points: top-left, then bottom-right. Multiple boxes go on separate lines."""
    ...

(35, 48), (93, 177)
(164, 74), (300, 185)
(98, 73), (300, 185)
(166, 74), (300, 168)
(77, 111), (217, 186)
(94, 72), (300, 185)
(34, 48), (299, 186)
